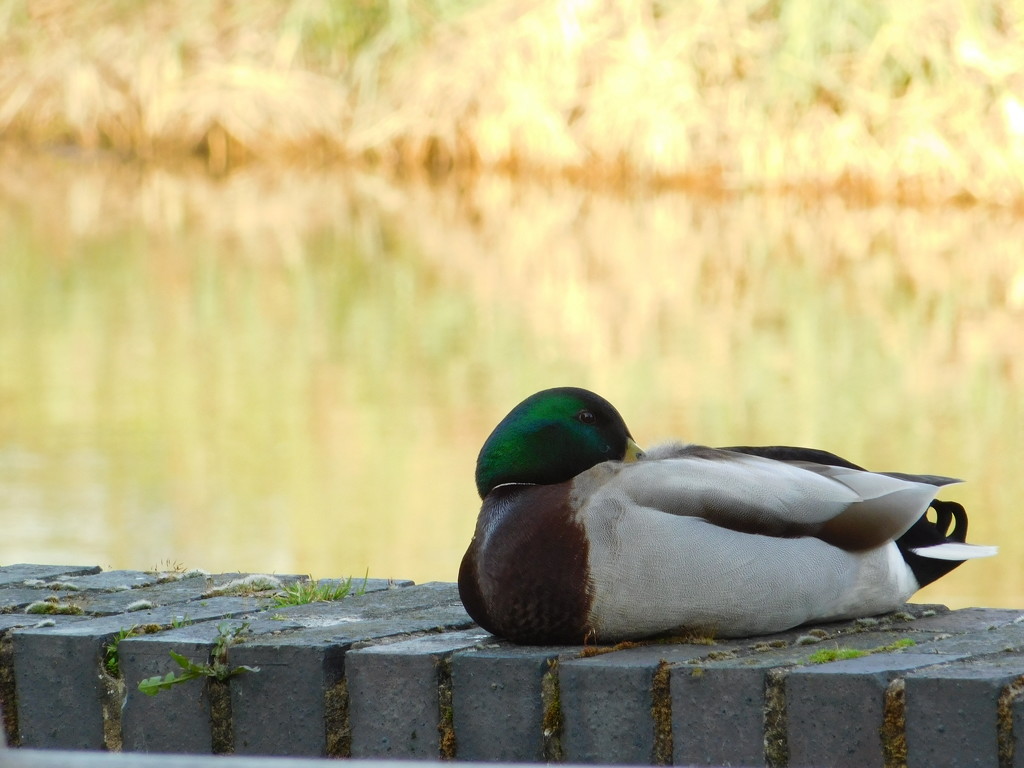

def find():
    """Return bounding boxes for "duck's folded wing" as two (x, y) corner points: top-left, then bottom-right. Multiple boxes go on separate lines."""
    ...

(604, 444), (945, 550)
(722, 444), (962, 487)
(721, 444), (867, 471)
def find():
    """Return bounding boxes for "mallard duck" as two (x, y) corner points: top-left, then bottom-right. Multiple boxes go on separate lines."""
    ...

(457, 387), (996, 644)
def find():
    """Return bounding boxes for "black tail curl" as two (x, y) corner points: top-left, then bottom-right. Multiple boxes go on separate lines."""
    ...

(896, 499), (971, 587)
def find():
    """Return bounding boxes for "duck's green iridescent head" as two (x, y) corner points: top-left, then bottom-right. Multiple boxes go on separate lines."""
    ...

(475, 387), (643, 497)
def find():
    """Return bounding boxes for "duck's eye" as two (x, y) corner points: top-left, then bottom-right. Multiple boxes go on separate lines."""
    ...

(576, 410), (596, 425)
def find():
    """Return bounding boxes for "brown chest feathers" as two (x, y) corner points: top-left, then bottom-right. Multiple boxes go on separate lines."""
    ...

(458, 483), (593, 644)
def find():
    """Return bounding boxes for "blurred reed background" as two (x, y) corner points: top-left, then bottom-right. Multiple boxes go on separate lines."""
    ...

(3, 0), (1023, 201)
(0, 0), (1022, 608)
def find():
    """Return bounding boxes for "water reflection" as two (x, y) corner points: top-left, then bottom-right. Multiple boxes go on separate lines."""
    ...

(1, 152), (1021, 609)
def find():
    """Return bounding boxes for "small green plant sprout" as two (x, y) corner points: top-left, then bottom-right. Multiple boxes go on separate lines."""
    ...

(105, 623), (165, 678)
(272, 571), (369, 608)
(138, 622), (258, 697)
(105, 625), (139, 677)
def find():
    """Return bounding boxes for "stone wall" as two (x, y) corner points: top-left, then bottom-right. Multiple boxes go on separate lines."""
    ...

(3, 564), (1024, 766)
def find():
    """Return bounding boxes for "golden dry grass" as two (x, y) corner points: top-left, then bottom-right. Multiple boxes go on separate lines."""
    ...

(2, 0), (1024, 197)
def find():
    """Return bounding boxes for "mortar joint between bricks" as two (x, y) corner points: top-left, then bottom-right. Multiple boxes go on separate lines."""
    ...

(881, 676), (907, 768)
(0, 633), (19, 746)
(996, 673), (1024, 768)
(325, 676), (351, 758)
(763, 667), (789, 768)
(436, 655), (456, 760)
(541, 658), (564, 762)
(651, 659), (673, 765)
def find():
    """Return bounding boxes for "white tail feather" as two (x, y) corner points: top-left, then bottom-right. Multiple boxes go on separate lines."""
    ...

(910, 542), (998, 561)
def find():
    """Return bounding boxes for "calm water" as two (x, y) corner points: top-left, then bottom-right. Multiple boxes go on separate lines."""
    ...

(1, 151), (1022, 609)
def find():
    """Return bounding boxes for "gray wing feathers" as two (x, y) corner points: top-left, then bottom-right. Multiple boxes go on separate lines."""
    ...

(594, 444), (944, 551)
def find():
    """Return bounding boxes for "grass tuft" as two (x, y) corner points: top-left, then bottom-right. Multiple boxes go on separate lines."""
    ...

(806, 637), (916, 664)
(273, 574), (368, 607)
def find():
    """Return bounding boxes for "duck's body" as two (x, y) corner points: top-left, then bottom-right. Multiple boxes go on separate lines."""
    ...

(458, 388), (996, 644)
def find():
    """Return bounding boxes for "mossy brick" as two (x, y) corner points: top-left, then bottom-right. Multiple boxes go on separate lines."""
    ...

(246, 581), (464, 630)
(93, 572), (312, 616)
(47, 570), (159, 592)
(229, 586), (473, 757)
(0, 587), (80, 612)
(904, 654), (1024, 768)
(13, 598), (268, 749)
(76, 584), (256, 616)
(314, 578), (414, 595)
(450, 643), (570, 761)
(559, 644), (712, 764)
(0, 564), (100, 586)
(786, 652), (969, 768)
(346, 629), (490, 759)
(324, 581), (461, 620)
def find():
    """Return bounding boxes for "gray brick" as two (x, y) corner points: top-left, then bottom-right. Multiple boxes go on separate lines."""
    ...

(917, 624), (1024, 657)
(560, 644), (710, 765)
(14, 599), (267, 749)
(120, 622), (231, 754)
(39, 570), (159, 592)
(905, 654), (1024, 768)
(1, 614), (91, 748)
(330, 581), (464, 621)
(673, 655), (776, 766)
(787, 653), (964, 768)
(0, 614), (88, 633)
(229, 584), (473, 757)
(0, 588), (80, 612)
(0, 564), (100, 586)
(908, 608), (1024, 633)
(228, 630), (347, 757)
(451, 643), (568, 761)
(347, 630), (489, 759)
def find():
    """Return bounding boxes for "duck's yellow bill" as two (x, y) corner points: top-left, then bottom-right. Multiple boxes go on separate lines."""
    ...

(624, 437), (644, 462)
